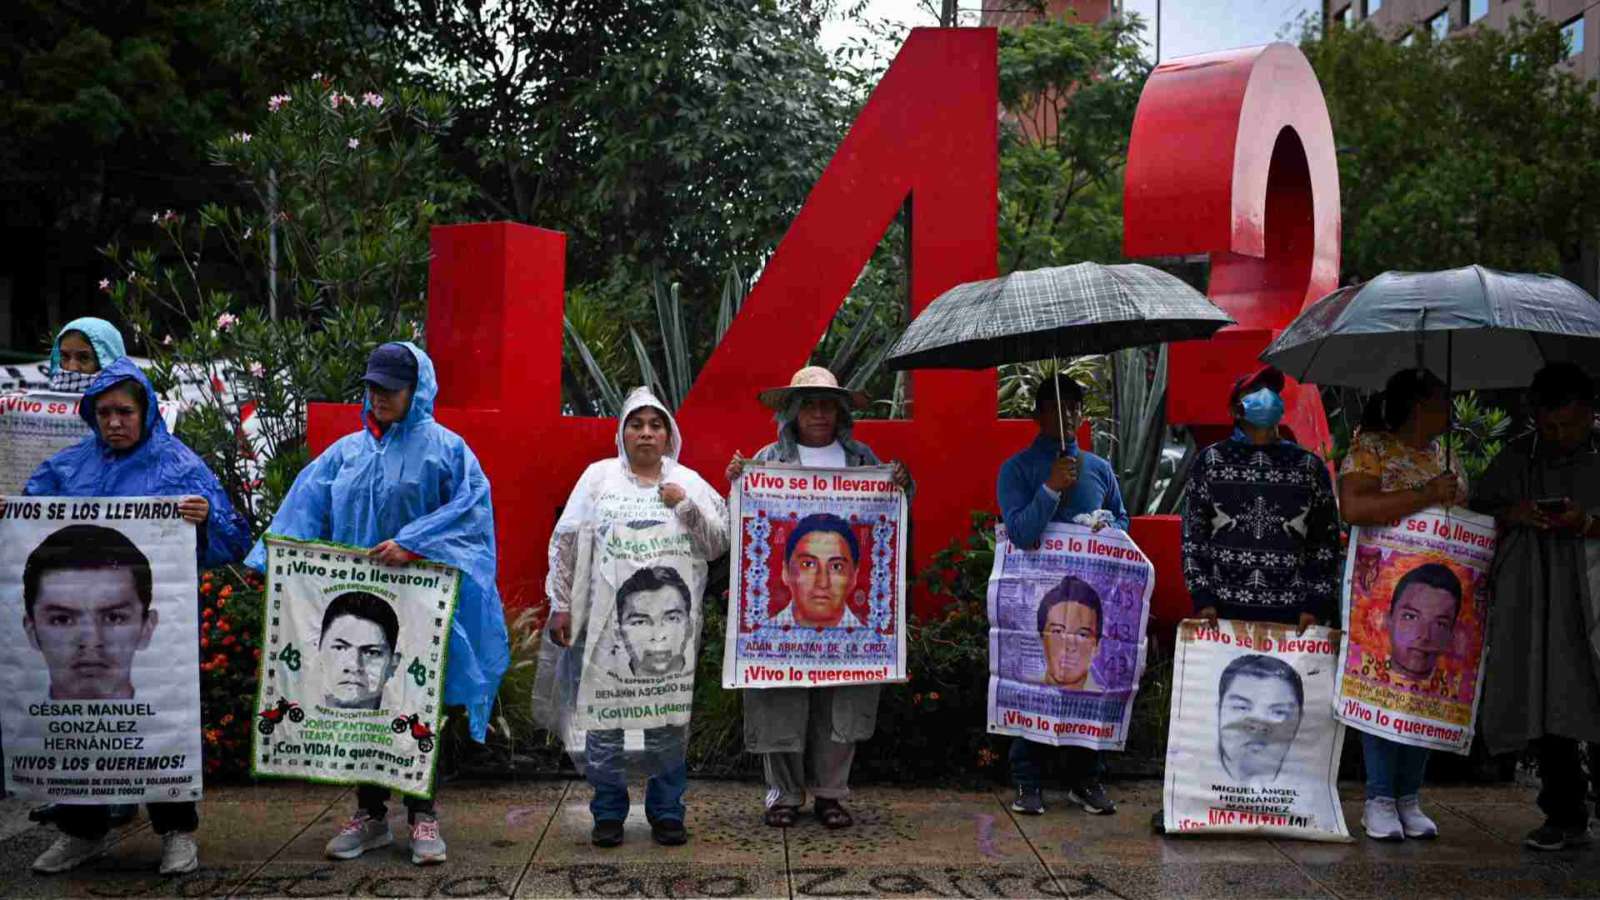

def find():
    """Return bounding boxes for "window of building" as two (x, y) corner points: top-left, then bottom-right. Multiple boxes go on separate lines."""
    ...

(1366, 0), (1382, 14)
(1429, 10), (1449, 40)
(1562, 16), (1585, 59)
(1401, 30), (1416, 47)
(1467, 0), (1488, 24)
(1338, 5), (1355, 28)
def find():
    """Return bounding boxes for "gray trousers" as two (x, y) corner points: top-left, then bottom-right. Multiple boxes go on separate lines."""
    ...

(761, 688), (857, 808)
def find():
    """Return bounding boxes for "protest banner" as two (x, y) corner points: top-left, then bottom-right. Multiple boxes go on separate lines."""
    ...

(0, 392), (182, 494)
(986, 523), (1152, 750)
(571, 512), (708, 732)
(722, 463), (907, 689)
(1335, 508), (1495, 754)
(253, 537), (459, 797)
(0, 496), (202, 804)
(1163, 619), (1349, 841)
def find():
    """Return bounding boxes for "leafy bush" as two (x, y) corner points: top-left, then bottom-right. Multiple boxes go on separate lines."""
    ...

(198, 566), (265, 779)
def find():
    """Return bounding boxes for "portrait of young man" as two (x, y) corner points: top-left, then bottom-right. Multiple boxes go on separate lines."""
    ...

(613, 565), (694, 678)
(317, 591), (401, 710)
(1386, 563), (1462, 684)
(1216, 654), (1305, 788)
(22, 524), (158, 701)
(1034, 575), (1104, 692)
(775, 513), (865, 629)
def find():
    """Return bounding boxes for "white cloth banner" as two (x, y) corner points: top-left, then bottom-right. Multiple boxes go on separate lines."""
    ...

(986, 523), (1153, 750)
(1163, 619), (1350, 841)
(0, 392), (182, 494)
(0, 496), (202, 804)
(253, 537), (459, 797)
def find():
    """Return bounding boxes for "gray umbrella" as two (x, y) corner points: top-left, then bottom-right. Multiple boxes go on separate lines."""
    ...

(885, 262), (1234, 371)
(1262, 266), (1600, 390)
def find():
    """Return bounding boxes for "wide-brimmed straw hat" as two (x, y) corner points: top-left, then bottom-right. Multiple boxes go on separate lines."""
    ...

(757, 366), (869, 411)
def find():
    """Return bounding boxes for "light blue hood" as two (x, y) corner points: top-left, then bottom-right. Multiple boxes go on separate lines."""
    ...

(49, 317), (126, 376)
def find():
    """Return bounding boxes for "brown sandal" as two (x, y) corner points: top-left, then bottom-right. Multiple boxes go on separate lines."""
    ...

(764, 805), (800, 827)
(814, 798), (853, 829)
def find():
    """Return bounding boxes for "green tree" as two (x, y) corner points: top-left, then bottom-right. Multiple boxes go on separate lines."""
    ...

(1302, 12), (1600, 284)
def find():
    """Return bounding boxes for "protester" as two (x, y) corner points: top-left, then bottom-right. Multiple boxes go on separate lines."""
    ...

(1471, 362), (1600, 851)
(725, 366), (911, 830)
(46, 317), (126, 392)
(1337, 368), (1466, 842)
(1151, 368), (1341, 834)
(1183, 367), (1341, 631)
(547, 387), (728, 848)
(22, 358), (249, 876)
(246, 342), (510, 866)
(997, 375), (1125, 817)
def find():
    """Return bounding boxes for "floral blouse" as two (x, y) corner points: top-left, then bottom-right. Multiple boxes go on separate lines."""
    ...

(1339, 429), (1466, 496)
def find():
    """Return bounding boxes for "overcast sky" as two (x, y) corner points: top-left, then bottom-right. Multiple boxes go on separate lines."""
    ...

(820, 0), (1321, 64)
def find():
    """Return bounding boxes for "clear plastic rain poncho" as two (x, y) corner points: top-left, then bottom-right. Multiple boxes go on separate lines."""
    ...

(533, 387), (729, 777)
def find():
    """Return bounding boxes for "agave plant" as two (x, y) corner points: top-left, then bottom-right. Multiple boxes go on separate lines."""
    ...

(565, 265), (898, 415)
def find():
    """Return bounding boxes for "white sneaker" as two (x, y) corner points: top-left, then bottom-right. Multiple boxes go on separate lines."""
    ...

(1396, 795), (1438, 839)
(159, 831), (199, 875)
(324, 811), (393, 860)
(409, 815), (447, 865)
(1362, 797), (1404, 841)
(32, 833), (114, 874)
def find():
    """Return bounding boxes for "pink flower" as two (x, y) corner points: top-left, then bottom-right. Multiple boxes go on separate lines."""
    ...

(267, 94), (291, 112)
(215, 313), (239, 332)
(243, 226), (253, 240)
(249, 362), (266, 378)
(329, 92), (344, 109)
(348, 137), (360, 149)
(362, 92), (384, 109)
(236, 132), (252, 144)
(162, 335), (174, 347)
(98, 278), (111, 292)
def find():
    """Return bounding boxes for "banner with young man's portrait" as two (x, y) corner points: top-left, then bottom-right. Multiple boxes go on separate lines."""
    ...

(1335, 508), (1495, 754)
(252, 537), (459, 797)
(0, 392), (181, 494)
(1163, 619), (1350, 842)
(985, 523), (1152, 750)
(0, 496), (202, 804)
(722, 463), (908, 689)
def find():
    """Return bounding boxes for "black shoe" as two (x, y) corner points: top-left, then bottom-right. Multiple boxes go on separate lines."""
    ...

(591, 820), (624, 848)
(651, 818), (687, 846)
(1010, 786), (1044, 816)
(1524, 820), (1592, 851)
(1067, 780), (1117, 816)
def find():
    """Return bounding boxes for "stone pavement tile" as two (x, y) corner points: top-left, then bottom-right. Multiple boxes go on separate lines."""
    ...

(1293, 860), (1597, 899)
(1058, 862), (1335, 899)
(519, 862), (788, 898)
(785, 794), (1040, 867)
(787, 864), (1088, 899)
(233, 863), (526, 898)
(0, 788), (343, 899)
(1274, 799), (1509, 864)
(535, 780), (783, 864)
(1007, 781), (1288, 865)
(1435, 797), (1551, 845)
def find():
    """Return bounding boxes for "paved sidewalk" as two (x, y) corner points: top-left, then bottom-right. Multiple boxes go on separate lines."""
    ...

(0, 779), (1594, 898)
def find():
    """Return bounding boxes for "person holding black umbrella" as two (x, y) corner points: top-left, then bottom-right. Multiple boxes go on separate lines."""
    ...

(1338, 368), (1467, 842)
(998, 375), (1127, 817)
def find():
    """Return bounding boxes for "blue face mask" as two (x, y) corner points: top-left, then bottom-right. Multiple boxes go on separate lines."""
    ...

(1240, 387), (1285, 428)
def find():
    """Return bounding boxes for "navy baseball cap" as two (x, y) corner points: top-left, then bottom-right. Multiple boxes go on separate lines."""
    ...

(361, 343), (417, 391)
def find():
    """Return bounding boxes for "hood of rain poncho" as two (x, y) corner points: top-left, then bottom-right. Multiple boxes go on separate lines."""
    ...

(24, 358), (251, 569)
(770, 391), (875, 461)
(614, 386), (682, 462)
(49, 317), (126, 377)
(243, 342), (509, 742)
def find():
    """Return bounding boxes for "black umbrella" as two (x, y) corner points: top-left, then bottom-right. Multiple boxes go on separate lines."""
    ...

(886, 262), (1233, 448)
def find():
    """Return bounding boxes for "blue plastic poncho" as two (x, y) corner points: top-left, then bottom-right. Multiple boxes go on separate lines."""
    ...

(26, 358), (251, 568)
(50, 317), (127, 377)
(245, 342), (510, 742)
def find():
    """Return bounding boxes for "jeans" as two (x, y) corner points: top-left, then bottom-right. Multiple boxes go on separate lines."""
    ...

(1009, 738), (1103, 790)
(1361, 731), (1431, 799)
(585, 727), (688, 824)
(357, 784), (436, 824)
(1536, 736), (1598, 828)
(56, 802), (197, 840)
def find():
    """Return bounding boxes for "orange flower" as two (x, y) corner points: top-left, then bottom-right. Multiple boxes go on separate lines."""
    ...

(201, 638), (210, 650)
(221, 714), (234, 725)
(913, 693), (923, 705)
(202, 608), (214, 619)
(200, 582), (214, 596)
(253, 648), (261, 660)
(929, 691), (941, 701)
(217, 597), (227, 609)
(219, 620), (231, 632)
(220, 585), (233, 599)
(223, 636), (236, 647)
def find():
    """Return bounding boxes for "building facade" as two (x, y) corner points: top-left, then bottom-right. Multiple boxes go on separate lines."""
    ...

(1324, 0), (1596, 79)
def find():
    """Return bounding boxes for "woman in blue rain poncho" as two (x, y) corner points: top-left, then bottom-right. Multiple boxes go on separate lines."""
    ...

(46, 317), (127, 392)
(21, 358), (250, 878)
(246, 342), (509, 868)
